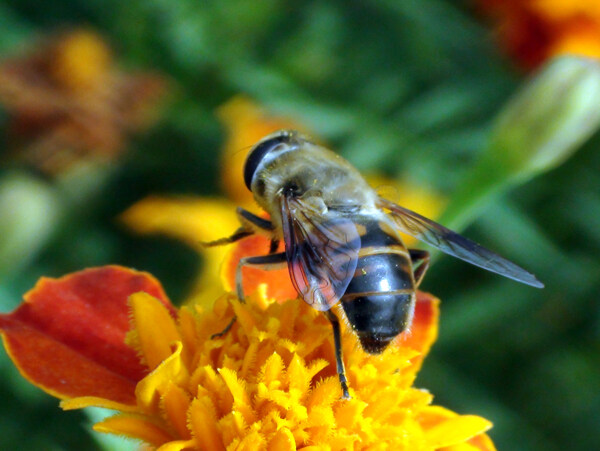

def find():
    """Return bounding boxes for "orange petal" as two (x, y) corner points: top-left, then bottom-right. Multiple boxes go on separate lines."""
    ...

(0, 266), (173, 404)
(60, 396), (140, 412)
(396, 291), (440, 370)
(135, 342), (189, 413)
(550, 19), (600, 60)
(157, 440), (197, 451)
(463, 432), (498, 451)
(221, 234), (297, 302)
(189, 397), (226, 451)
(93, 413), (173, 447)
(162, 382), (192, 439)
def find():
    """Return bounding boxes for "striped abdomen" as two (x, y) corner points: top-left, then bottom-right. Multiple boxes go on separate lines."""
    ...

(340, 216), (415, 354)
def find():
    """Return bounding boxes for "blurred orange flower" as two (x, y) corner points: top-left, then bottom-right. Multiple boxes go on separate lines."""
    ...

(0, 29), (168, 174)
(478, 0), (600, 68)
(0, 261), (495, 450)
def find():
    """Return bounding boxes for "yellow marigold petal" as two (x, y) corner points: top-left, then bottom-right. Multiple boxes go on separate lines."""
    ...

(240, 340), (260, 379)
(135, 342), (189, 413)
(334, 398), (367, 430)
(177, 306), (197, 368)
(286, 354), (311, 400)
(307, 405), (335, 428)
(425, 414), (492, 449)
(121, 196), (239, 251)
(307, 377), (341, 410)
(231, 298), (259, 335)
(120, 196), (239, 307)
(189, 397), (225, 451)
(268, 427), (296, 451)
(161, 382), (191, 439)
(93, 413), (173, 448)
(128, 291), (181, 370)
(218, 411), (247, 447)
(60, 396), (139, 413)
(260, 352), (285, 387)
(157, 439), (196, 451)
(218, 367), (257, 424)
(235, 431), (267, 451)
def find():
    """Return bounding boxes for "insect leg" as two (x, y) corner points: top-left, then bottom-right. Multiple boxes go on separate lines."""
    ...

(236, 252), (287, 302)
(236, 207), (274, 232)
(201, 228), (253, 247)
(269, 239), (280, 254)
(325, 310), (351, 400)
(210, 316), (237, 339)
(202, 208), (274, 247)
(213, 251), (287, 340)
(409, 249), (430, 287)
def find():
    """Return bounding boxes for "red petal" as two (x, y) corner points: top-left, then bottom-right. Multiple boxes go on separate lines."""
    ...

(0, 265), (174, 405)
(396, 291), (440, 369)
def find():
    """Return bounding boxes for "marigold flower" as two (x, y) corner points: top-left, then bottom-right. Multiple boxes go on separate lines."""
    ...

(0, 29), (168, 174)
(478, 0), (600, 68)
(0, 254), (496, 450)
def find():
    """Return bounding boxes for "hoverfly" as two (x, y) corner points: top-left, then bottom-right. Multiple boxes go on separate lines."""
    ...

(206, 130), (543, 399)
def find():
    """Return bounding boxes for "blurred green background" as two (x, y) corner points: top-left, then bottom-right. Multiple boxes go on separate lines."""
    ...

(0, 1), (599, 450)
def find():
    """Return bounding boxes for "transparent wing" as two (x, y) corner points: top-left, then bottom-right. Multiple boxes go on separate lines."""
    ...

(280, 196), (361, 311)
(378, 197), (544, 288)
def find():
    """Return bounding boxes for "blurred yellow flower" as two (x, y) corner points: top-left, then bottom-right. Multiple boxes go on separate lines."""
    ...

(121, 196), (240, 307)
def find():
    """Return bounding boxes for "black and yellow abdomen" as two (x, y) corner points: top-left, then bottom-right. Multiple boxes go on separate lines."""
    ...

(340, 217), (415, 354)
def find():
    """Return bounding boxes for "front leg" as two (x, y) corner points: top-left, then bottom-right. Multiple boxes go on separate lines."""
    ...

(202, 207), (274, 247)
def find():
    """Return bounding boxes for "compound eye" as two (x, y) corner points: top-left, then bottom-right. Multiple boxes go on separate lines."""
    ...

(243, 131), (291, 190)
